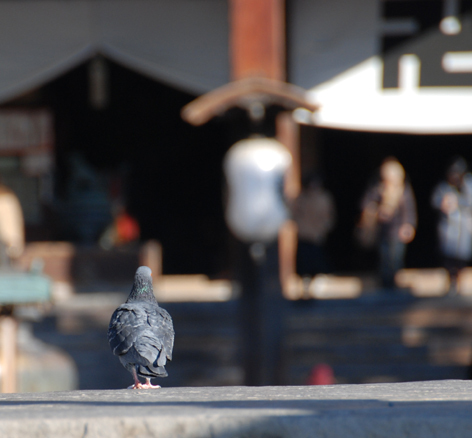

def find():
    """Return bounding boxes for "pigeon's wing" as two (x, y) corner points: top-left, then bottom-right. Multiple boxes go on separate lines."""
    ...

(142, 304), (174, 366)
(108, 304), (142, 357)
(156, 307), (175, 361)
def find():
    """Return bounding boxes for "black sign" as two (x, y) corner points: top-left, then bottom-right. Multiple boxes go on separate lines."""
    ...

(381, 0), (472, 88)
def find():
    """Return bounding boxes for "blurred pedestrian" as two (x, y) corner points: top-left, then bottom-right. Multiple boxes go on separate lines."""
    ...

(99, 203), (140, 250)
(357, 157), (417, 288)
(291, 174), (336, 277)
(431, 157), (472, 294)
(0, 180), (25, 265)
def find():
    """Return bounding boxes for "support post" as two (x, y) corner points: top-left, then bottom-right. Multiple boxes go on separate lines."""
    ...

(1, 315), (17, 393)
(277, 112), (301, 298)
(229, 0), (286, 81)
(239, 241), (284, 385)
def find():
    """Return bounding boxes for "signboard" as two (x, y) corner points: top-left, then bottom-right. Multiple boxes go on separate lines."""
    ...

(0, 109), (53, 154)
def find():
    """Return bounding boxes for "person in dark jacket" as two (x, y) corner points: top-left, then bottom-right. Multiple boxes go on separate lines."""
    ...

(357, 157), (417, 288)
(431, 157), (472, 294)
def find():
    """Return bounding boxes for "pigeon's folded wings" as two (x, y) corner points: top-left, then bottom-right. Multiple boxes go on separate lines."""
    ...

(108, 304), (141, 356)
(135, 331), (165, 366)
(155, 307), (175, 361)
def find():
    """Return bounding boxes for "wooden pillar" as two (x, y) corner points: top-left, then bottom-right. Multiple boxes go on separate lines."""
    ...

(277, 112), (301, 298)
(277, 112), (301, 200)
(140, 240), (162, 280)
(229, 0), (289, 386)
(229, 0), (286, 81)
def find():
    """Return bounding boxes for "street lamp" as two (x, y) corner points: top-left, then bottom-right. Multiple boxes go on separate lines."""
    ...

(223, 135), (292, 385)
(181, 77), (317, 385)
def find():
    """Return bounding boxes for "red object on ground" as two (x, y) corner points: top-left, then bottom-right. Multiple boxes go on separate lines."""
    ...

(307, 364), (335, 385)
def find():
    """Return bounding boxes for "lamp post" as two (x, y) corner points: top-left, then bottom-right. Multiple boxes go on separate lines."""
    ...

(224, 136), (291, 385)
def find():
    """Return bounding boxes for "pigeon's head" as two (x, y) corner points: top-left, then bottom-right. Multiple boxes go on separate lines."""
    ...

(136, 266), (152, 279)
(127, 266), (156, 303)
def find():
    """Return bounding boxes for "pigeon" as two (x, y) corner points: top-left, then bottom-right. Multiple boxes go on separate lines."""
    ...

(108, 266), (174, 389)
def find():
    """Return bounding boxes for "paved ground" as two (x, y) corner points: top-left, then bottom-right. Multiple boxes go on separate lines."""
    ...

(29, 292), (472, 391)
(0, 380), (472, 437)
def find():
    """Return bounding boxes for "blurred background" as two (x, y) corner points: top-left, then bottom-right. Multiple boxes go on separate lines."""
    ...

(0, 0), (471, 392)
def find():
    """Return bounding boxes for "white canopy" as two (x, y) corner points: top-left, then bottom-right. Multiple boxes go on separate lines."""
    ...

(0, 0), (229, 102)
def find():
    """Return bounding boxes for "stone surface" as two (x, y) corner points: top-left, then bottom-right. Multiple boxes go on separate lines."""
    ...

(0, 380), (471, 437)
(32, 293), (472, 389)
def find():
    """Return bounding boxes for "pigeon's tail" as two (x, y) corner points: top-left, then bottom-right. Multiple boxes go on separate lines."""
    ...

(137, 364), (168, 378)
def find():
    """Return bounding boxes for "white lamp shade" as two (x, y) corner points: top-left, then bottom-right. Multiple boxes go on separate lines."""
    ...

(224, 137), (292, 243)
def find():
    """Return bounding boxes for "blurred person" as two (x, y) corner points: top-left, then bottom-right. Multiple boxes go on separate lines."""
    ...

(431, 157), (472, 294)
(357, 157), (417, 288)
(60, 152), (112, 243)
(291, 174), (336, 277)
(99, 202), (140, 250)
(0, 180), (24, 265)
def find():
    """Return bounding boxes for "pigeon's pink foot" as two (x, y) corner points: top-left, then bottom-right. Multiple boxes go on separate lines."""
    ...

(127, 379), (160, 389)
(139, 383), (161, 389)
(128, 371), (146, 389)
(141, 378), (161, 389)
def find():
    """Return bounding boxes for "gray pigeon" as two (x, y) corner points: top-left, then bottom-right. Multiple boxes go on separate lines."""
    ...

(108, 266), (174, 389)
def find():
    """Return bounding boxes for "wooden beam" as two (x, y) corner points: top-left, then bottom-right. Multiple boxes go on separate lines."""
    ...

(229, 0), (286, 81)
(181, 77), (318, 126)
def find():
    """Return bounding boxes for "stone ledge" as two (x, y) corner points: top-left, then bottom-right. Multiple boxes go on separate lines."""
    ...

(1, 380), (472, 437)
